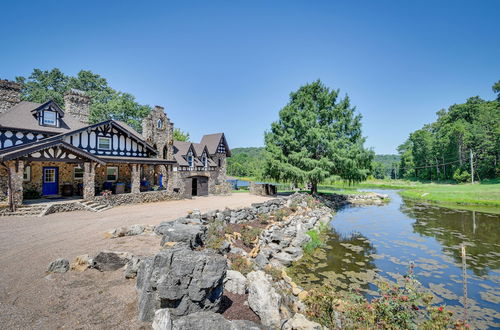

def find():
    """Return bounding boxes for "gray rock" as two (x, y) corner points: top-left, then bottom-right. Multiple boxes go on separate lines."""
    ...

(254, 253), (269, 269)
(124, 255), (142, 279)
(92, 251), (132, 271)
(137, 245), (227, 321)
(224, 270), (247, 294)
(47, 258), (69, 273)
(152, 308), (172, 330)
(155, 219), (206, 249)
(172, 311), (263, 330)
(283, 313), (322, 330)
(247, 271), (282, 327)
(127, 224), (145, 236)
(271, 252), (294, 267)
(230, 246), (248, 257)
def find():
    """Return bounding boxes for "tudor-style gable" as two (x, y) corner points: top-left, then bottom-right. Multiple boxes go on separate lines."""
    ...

(61, 120), (156, 158)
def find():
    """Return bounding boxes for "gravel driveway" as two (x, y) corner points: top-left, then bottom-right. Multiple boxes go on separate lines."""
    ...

(0, 193), (272, 329)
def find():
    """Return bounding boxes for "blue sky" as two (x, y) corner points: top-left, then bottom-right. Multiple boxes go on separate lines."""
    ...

(1, 1), (499, 154)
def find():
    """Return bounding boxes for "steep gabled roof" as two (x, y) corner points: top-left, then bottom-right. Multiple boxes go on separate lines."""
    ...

(173, 140), (194, 156)
(200, 132), (231, 156)
(0, 101), (86, 134)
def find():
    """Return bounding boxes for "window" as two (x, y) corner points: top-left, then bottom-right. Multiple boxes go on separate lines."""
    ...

(106, 166), (118, 181)
(43, 111), (57, 126)
(44, 168), (56, 182)
(157, 119), (163, 129)
(74, 166), (84, 179)
(218, 158), (222, 167)
(217, 142), (226, 153)
(187, 155), (193, 168)
(202, 153), (208, 169)
(98, 137), (111, 150)
(23, 165), (31, 182)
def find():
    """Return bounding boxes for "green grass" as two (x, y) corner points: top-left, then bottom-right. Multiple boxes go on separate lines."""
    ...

(399, 181), (500, 207)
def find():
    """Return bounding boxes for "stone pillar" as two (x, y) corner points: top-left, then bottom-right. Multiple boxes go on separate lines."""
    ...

(131, 164), (141, 194)
(7, 160), (24, 207)
(157, 165), (168, 188)
(83, 162), (95, 200)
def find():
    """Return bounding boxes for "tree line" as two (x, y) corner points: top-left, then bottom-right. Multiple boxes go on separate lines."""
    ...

(398, 81), (500, 182)
(15, 68), (190, 140)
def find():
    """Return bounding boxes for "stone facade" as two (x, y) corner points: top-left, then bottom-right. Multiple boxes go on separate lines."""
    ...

(141, 106), (174, 160)
(92, 190), (183, 207)
(0, 80), (21, 114)
(64, 89), (91, 125)
(250, 182), (277, 196)
(7, 160), (24, 206)
(83, 162), (95, 200)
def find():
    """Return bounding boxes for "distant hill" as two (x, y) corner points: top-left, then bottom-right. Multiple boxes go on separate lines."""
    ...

(228, 147), (400, 180)
(227, 147), (265, 178)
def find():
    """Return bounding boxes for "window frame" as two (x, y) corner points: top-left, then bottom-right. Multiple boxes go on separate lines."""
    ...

(106, 166), (119, 182)
(74, 165), (84, 180)
(98, 136), (112, 150)
(23, 165), (31, 182)
(43, 110), (57, 126)
(157, 119), (163, 129)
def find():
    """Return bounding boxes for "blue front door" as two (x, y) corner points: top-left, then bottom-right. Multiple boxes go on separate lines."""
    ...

(42, 167), (59, 195)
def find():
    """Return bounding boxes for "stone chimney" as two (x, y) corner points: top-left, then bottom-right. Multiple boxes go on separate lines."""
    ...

(64, 88), (91, 125)
(0, 79), (22, 114)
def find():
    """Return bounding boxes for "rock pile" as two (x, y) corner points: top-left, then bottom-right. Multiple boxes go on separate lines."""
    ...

(137, 244), (227, 321)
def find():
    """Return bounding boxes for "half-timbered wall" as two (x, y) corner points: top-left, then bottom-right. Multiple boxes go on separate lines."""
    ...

(0, 129), (49, 149)
(62, 125), (153, 158)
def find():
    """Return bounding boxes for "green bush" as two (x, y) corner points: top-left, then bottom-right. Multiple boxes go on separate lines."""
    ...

(258, 213), (270, 225)
(453, 169), (471, 183)
(274, 207), (292, 221)
(303, 229), (324, 254)
(23, 189), (41, 200)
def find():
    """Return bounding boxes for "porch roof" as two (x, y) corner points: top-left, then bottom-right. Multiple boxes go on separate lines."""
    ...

(0, 140), (105, 164)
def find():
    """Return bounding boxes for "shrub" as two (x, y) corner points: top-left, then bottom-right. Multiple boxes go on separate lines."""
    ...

(453, 169), (471, 183)
(258, 213), (270, 225)
(205, 220), (227, 250)
(304, 265), (463, 329)
(228, 254), (253, 275)
(274, 207), (292, 222)
(303, 229), (324, 254)
(23, 189), (41, 200)
(241, 226), (262, 247)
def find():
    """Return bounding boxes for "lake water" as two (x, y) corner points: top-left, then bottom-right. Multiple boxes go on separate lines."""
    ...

(290, 190), (500, 329)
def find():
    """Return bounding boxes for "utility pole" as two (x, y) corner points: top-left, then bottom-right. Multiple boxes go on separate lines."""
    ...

(470, 150), (474, 184)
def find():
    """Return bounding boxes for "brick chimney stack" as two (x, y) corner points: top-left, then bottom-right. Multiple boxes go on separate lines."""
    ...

(0, 79), (22, 114)
(64, 88), (91, 125)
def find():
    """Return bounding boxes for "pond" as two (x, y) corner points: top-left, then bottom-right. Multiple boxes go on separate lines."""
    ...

(290, 190), (500, 329)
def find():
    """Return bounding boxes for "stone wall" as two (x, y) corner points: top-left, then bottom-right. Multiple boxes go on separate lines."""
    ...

(92, 190), (184, 207)
(141, 106), (174, 160)
(0, 79), (21, 114)
(64, 89), (91, 125)
(249, 182), (277, 196)
(23, 162), (81, 196)
(170, 169), (232, 196)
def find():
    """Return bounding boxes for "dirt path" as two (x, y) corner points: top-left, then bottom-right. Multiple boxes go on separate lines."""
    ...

(0, 193), (272, 329)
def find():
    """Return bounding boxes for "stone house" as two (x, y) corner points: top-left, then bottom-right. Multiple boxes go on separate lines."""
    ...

(0, 79), (231, 208)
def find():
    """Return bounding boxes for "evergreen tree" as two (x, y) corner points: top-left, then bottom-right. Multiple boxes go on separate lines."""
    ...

(264, 80), (373, 193)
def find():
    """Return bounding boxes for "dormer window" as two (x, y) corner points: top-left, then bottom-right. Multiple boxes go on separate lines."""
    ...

(43, 111), (57, 126)
(157, 119), (163, 129)
(202, 152), (208, 169)
(187, 149), (194, 168)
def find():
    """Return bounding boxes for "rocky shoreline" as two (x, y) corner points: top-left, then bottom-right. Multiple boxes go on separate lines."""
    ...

(47, 191), (388, 329)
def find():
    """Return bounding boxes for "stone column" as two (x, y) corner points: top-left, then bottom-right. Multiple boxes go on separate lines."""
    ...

(158, 165), (168, 188)
(7, 160), (24, 207)
(83, 162), (95, 200)
(131, 164), (141, 194)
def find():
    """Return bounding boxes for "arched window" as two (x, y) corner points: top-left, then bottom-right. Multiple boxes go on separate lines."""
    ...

(157, 119), (163, 129)
(163, 146), (168, 159)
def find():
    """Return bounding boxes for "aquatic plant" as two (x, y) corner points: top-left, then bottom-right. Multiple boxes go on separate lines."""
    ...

(304, 264), (467, 329)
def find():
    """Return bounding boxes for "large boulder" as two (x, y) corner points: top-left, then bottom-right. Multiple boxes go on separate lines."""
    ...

(124, 255), (142, 279)
(152, 308), (172, 330)
(92, 251), (132, 271)
(137, 245), (227, 321)
(155, 218), (206, 249)
(172, 311), (262, 330)
(47, 258), (69, 273)
(247, 271), (282, 328)
(224, 270), (247, 295)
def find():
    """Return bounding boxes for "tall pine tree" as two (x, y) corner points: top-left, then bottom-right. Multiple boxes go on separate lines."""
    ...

(264, 80), (373, 193)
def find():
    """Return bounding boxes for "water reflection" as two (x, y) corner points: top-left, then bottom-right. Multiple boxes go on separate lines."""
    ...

(289, 190), (500, 329)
